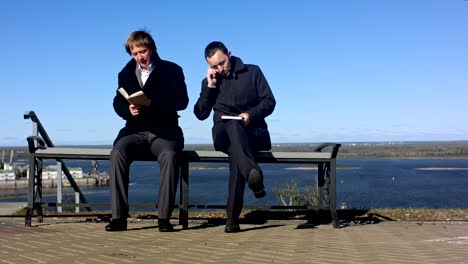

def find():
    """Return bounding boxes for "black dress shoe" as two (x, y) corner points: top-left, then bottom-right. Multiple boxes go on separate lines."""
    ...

(248, 168), (266, 198)
(225, 218), (240, 233)
(105, 218), (127, 232)
(158, 219), (174, 232)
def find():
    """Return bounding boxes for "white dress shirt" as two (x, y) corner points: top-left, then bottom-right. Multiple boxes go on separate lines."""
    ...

(139, 63), (154, 86)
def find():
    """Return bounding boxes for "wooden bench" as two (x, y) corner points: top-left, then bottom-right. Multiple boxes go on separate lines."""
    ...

(24, 111), (342, 228)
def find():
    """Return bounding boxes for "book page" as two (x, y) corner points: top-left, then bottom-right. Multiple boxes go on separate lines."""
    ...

(128, 92), (151, 107)
(118, 87), (150, 106)
(117, 87), (129, 99)
(128, 91), (145, 99)
(221, 115), (243, 120)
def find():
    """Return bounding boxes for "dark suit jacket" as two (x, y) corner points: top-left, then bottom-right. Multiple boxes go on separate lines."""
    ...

(113, 55), (188, 144)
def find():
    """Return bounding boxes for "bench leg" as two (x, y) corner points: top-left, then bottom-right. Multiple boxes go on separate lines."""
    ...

(316, 163), (325, 208)
(179, 161), (189, 229)
(25, 155), (35, 226)
(315, 163), (325, 225)
(36, 159), (43, 223)
(26, 156), (43, 226)
(329, 159), (339, 228)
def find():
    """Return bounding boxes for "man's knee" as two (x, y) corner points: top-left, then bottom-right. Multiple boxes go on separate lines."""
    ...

(110, 147), (126, 162)
(158, 150), (178, 164)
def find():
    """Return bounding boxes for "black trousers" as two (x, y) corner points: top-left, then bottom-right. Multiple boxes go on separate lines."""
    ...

(212, 121), (270, 220)
(109, 131), (182, 220)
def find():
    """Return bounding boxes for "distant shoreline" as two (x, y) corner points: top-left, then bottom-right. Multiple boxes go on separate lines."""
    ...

(285, 166), (360, 170)
(414, 167), (468, 171)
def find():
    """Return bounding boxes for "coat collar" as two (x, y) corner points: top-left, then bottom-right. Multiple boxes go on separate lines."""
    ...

(228, 56), (246, 80)
(123, 54), (162, 88)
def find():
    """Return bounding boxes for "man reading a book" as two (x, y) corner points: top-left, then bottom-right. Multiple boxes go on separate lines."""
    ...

(194, 41), (276, 232)
(106, 30), (188, 232)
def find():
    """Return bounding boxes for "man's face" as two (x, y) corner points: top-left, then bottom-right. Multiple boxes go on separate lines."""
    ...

(130, 45), (153, 70)
(206, 50), (231, 76)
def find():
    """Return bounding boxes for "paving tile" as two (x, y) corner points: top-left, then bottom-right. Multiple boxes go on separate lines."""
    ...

(0, 217), (467, 263)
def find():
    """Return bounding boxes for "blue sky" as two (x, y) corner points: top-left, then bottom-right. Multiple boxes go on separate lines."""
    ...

(1, 0), (467, 146)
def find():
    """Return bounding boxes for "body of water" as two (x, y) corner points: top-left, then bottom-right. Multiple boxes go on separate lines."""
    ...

(1, 158), (467, 211)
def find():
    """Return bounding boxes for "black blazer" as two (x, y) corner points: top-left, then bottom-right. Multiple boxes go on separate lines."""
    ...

(113, 55), (188, 144)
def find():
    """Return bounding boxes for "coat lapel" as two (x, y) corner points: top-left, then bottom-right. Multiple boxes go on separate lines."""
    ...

(134, 65), (143, 88)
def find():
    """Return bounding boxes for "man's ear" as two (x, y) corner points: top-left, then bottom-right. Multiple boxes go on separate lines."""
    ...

(227, 51), (232, 57)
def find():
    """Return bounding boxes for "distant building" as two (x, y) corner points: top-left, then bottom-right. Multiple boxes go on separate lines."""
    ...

(32, 167), (84, 180)
(0, 170), (15, 181)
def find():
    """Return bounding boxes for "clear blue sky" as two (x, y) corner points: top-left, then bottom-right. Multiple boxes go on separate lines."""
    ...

(2, 0), (467, 146)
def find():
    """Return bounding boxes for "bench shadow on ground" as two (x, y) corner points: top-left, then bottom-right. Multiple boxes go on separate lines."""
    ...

(21, 209), (393, 231)
(334, 210), (394, 228)
(241, 209), (393, 229)
(149, 209), (395, 231)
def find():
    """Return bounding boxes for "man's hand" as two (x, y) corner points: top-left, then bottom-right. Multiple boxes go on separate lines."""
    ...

(206, 68), (218, 88)
(239, 113), (250, 126)
(129, 104), (141, 116)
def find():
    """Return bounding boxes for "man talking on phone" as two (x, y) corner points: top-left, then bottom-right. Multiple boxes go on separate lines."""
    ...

(194, 41), (276, 233)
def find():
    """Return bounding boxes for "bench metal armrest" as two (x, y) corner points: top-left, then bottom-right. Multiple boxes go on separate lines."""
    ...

(24, 111), (39, 122)
(26, 136), (47, 153)
(313, 142), (342, 158)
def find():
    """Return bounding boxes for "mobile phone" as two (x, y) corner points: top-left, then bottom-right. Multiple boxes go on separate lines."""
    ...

(211, 72), (220, 79)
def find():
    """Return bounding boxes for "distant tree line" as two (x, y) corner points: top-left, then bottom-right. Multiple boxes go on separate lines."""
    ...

(334, 141), (468, 158)
(270, 141), (468, 158)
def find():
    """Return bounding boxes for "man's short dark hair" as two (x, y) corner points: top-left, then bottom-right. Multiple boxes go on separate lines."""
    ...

(205, 41), (228, 59)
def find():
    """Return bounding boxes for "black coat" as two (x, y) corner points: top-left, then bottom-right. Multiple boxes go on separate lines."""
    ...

(113, 55), (188, 144)
(194, 56), (275, 149)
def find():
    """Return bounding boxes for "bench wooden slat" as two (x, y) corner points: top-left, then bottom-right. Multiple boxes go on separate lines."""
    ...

(34, 148), (334, 163)
(35, 148), (112, 159)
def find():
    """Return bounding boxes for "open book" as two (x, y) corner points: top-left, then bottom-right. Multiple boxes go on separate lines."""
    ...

(118, 87), (151, 107)
(221, 115), (243, 120)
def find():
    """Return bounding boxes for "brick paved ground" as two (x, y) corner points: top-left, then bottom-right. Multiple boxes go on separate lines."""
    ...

(0, 216), (467, 264)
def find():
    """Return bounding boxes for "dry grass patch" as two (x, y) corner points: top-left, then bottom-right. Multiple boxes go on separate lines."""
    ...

(368, 208), (468, 221)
